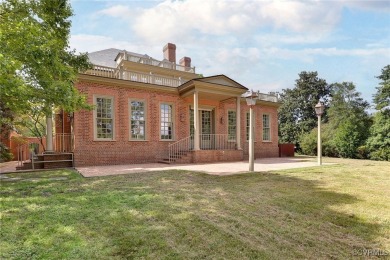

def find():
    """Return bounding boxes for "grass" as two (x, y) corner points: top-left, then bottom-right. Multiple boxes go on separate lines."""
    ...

(1, 158), (389, 259)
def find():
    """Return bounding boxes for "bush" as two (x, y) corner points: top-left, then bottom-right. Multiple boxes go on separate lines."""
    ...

(300, 123), (339, 157)
(369, 147), (390, 161)
(366, 112), (390, 161)
(300, 129), (317, 156)
(357, 145), (369, 159)
(0, 143), (14, 162)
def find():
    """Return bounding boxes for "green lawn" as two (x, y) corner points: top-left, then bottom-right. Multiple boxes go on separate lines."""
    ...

(1, 158), (389, 259)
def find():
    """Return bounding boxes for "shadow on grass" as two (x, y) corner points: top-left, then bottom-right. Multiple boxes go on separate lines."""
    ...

(0, 169), (386, 259)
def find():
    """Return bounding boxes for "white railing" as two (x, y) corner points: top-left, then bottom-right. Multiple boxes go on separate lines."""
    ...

(117, 52), (196, 73)
(168, 136), (192, 163)
(54, 134), (73, 153)
(199, 134), (236, 150)
(123, 71), (185, 87)
(167, 134), (237, 162)
(82, 65), (188, 87)
(84, 65), (119, 78)
(258, 93), (278, 102)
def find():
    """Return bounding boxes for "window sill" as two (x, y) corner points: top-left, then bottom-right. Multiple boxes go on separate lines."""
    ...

(93, 139), (116, 142)
(262, 140), (272, 143)
(159, 139), (175, 142)
(129, 139), (149, 142)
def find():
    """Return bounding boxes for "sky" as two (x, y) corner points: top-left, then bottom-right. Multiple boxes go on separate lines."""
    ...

(69, 0), (390, 107)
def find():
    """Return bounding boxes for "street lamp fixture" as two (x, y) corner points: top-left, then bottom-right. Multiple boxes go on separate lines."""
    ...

(315, 102), (325, 165)
(245, 91), (258, 171)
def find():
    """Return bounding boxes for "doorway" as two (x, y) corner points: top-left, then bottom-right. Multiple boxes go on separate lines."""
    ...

(190, 109), (215, 149)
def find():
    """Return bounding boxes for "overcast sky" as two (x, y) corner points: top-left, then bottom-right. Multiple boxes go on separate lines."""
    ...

(69, 0), (390, 106)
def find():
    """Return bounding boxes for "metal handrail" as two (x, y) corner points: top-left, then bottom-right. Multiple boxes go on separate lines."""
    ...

(167, 134), (237, 162)
(199, 134), (236, 150)
(168, 136), (192, 163)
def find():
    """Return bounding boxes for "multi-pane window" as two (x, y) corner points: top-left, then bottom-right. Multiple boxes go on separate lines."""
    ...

(95, 97), (113, 139)
(130, 100), (146, 140)
(263, 114), (271, 141)
(228, 110), (236, 141)
(246, 112), (250, 141)
(160, 103), (173, 140)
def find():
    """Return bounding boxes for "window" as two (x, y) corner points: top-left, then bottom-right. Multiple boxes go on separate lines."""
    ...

(95, 96), (114, 140)
(130, 100), (146, 140)
(160, 103), (173, 140)
(228, 110), (236, 141)
(263, 114), (271, 141)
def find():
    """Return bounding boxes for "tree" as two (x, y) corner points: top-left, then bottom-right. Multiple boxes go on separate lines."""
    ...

(366, 112), (390, 161)
(299, 82), (371, 158)
(327, 82), (371, 158)
(15, 107), (47, 151)
(278, 71), (331, 147)
(373, 65), (390, 111)
(0, 0), (91, 129)
(366, 65), (390, 161)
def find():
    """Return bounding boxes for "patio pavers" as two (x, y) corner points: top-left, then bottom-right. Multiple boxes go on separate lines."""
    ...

(76, 157), (334, 177)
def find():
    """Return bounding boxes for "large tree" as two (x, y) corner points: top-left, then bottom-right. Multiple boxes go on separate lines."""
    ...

(366, 65), (390, 161)
(373, 65), (390, 111)
(0, 0), (91, 128)
(299, 82), (371, 158)
(278, 71), (331, 147)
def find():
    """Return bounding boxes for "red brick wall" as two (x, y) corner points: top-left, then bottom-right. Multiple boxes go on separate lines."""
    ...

(224, 100), (280, 159)
(74, 81), (279, 166)
(192, 150), (243, 163)
(55, 111), (72, 134)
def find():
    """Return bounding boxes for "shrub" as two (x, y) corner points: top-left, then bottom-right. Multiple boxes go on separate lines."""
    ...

(0, 143), (13, 162)
(357, 145), (369, 159)
(300, 129), (317, 156)
(369, 147), (390, 161)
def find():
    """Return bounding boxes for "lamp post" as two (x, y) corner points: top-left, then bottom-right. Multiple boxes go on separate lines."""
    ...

(246, 91), (258, 171)
(315, 101), (325, 165)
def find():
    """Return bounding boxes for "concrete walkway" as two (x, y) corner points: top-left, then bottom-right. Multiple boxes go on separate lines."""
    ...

(0, 161), (19, 174)
(77, 157), (332, 177)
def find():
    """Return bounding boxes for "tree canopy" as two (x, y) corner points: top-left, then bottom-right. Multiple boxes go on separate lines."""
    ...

(366, 65), (390, 161)
(278, 71), (331, 146)
(0, 0), (91, 120)
(373, 65), (390, 112)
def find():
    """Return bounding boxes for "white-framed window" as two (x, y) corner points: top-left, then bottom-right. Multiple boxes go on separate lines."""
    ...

(94, 95), (114, 140)
(129, 100), (146, 140)
(262, 114), (271, 141)
(160, 103), (174, 140)
(228, 110), (236, 141)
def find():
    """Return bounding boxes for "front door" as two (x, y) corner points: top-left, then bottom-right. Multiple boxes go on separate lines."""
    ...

(190, 109), (214, 149)
(200, 110), (212, 149)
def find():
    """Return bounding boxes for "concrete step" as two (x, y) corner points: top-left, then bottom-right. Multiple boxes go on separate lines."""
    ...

(157, 159), (172, 164)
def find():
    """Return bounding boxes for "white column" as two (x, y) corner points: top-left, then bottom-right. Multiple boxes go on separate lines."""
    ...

(194, 91), (200, 150)
(236, 96), (241, 150)
(46, 112), (54, 153)
(317, 115), (322, 165)
(249, 106), (255, 171)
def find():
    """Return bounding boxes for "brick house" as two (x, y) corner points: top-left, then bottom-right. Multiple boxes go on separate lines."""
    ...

(57, 43), (281, 167)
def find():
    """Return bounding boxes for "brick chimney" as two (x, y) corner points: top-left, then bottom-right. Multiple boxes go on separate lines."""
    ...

(179, 57), (191, 68)
(163, 43), (176, 63)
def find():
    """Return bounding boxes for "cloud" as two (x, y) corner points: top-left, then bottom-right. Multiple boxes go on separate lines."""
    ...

(96, 5), (131, 17)
(96, 0), (345, 44)
(342, 0), (390, 12)
(69, 34), (139, 53)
